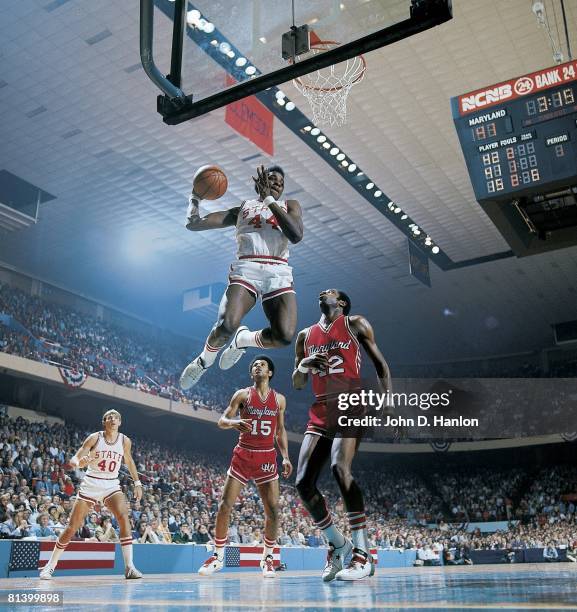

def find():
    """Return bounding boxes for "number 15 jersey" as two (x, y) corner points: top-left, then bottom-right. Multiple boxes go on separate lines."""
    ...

(238, 387), (280, 451)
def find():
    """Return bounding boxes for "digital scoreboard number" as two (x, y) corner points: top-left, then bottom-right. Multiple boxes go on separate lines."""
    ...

(451, 61), (577, 256)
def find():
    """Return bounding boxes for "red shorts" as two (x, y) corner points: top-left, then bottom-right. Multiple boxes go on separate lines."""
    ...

(227, 445), (278, 486)
(306, 400), (333, 438)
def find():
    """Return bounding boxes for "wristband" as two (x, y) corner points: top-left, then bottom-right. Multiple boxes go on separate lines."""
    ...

(70, 456), (79, 467)
(263, 195), (277, 207)
(134, 480), (142, 487)
(298, 363), (310, 374)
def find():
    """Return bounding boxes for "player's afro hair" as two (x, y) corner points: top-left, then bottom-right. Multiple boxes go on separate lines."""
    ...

(337, 290), (352, 315)
(249, 355), (275, 379)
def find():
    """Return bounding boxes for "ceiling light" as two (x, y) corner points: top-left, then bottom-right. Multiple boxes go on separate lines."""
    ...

(203, 22), (215, 33)
(186, 10), (201, 25)
(236, 57), (247, 67)
(227, 50), (235, 58)
(219, 42), (231, 54)
(285, 101), (295, 111)
(259, 36), (267, 43)
(245, 66), (257, 75)
(374, 190), (382, 197)
(317, 135), (327, 143)
(366, 182), (374, 190)
(330, 147), (339, 156)
(341, 160), (349, 167)
(431, 246), (440, 254)
(322, 142), (330, 149)
(310, 128), (321, 136)
(401, 214), (408, 220)
(348, 164), (357, 172)
(277, 97), (286, 106)
(210, 39), (218, 46)
(303, 126), (312, 131)
(275, 90), (285, 99)
(336, 153), (345, 161)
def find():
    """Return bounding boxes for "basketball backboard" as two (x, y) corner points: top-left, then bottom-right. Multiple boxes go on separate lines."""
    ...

(141, 0), (452, 124)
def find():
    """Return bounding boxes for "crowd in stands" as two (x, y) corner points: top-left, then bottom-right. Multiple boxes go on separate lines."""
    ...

(1, 410), (577, 558)
(0, 283), (248, 416)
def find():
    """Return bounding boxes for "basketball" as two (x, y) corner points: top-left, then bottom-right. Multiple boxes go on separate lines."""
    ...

(193, 165), (228, 200)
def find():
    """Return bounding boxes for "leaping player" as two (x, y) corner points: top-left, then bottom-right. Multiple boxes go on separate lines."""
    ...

(39, 409), (143, 580)
(293, 289), (392, 581)
(180, 165), (303, 389)
(198, 356), (292, 577)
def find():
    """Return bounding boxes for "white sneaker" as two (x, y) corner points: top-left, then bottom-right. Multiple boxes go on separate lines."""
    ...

(39, 565), (54, 580)
(198, 553), (224, 576)
(322, 540), (353, 582)
(180, 356), (208, 390)
(260, 555), (276, 578)
(125, 566), (143, 579)
(335, 548), (372, 581)
(218, 326), (248, 370)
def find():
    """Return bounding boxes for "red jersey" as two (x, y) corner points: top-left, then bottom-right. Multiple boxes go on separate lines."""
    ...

(238, 386), (280, 450)
(303, 315), (361, 400)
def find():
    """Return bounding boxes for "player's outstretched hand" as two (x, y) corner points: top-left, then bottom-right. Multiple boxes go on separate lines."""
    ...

(77, 455), (91, 469)
(281, 458), (293, 479)
(134, 483), (143, 502)
(234, 418), (253, 433)
(252, 165), (272, 199)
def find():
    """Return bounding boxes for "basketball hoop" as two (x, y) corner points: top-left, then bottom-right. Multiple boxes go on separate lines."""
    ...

(292, 40), (366, 127)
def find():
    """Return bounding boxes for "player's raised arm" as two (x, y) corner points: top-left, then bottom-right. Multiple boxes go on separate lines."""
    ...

(122, 436), (143, 502)
(218, 388), (252, 432)
(254, 165), (303, 243)
(185, 194), (240, 231)
(349, 315), (392, 393)
(292, 328), (329, 389)
(275, 393), (292, 478)
(69, 432), (99, 469)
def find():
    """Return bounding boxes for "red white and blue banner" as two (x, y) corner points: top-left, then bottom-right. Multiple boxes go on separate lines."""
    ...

(58, 367), (87, 388)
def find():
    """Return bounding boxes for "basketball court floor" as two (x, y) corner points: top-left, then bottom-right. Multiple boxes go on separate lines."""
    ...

(1, 564), (576, 610)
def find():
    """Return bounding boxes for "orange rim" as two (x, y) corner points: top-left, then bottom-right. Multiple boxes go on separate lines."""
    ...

(292, 40), (366, 93)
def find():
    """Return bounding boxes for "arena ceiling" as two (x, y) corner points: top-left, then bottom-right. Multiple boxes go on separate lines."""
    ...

(1, 0), (577, 364)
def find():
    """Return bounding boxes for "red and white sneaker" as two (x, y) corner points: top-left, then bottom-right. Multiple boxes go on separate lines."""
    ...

(322, 540), (353, 582)
(39, 565), (55, 580)
(335, 548), (372, 581)
(198, 553), (224, 576)
(260, 554), (276, 578)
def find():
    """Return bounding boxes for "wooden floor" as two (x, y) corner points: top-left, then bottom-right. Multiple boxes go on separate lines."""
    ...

(1, 564), (576, 610)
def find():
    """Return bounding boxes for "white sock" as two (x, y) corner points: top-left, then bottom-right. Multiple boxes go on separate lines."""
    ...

(323, 524), (346, 549)
(120, 537), (133, 568)
(347, 512), (369, 553)
(236, 329), (265, 349)
(46, 538), (67, 568)
(215, 547), (224, 561)
(200, 341), (221, 367)
(263, 537), (276, 559)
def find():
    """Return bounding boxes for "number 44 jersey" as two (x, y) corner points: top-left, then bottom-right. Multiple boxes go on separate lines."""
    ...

(303, 315), (362, 436)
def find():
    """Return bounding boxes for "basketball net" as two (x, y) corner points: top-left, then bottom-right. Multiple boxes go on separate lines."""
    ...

(292, 32), (366, 127)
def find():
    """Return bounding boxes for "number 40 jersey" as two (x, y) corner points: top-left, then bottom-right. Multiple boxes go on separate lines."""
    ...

(304, 315), (362, 402)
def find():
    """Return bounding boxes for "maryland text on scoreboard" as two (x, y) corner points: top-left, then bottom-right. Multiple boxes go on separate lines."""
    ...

(451, 60), (577, 256)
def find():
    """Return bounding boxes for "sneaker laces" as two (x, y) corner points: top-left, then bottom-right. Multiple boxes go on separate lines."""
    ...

(347, 550), (368, 569)
(203, 554), (218, 566)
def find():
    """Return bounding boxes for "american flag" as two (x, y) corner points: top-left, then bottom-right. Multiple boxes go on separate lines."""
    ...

(10, 541), (115, 571)
(225, 546), (281, 568)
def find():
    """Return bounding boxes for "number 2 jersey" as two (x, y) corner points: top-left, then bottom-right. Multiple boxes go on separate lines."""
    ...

(303, 314), (362, 436)
(85, 431), (124, 479)
(238, 386), (280, 450)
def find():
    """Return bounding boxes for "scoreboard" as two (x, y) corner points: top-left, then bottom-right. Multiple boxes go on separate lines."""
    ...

(451, 60), (577, 255)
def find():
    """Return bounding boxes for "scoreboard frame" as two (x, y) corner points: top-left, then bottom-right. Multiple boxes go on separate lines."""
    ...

(451, 60), (577, 256)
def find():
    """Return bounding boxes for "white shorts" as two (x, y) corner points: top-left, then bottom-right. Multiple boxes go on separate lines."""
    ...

(228, 259), (295, 302)
(77, 475), (122, 506)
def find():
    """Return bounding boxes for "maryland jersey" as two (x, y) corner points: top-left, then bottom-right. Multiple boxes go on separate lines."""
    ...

(238, 386), (280, 450)
(236, 198), (290, 264)
(85, 431), (124, 480)
(304, 315), (361, 401)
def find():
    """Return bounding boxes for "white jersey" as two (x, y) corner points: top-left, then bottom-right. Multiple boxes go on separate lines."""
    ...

(236, 198), (290, 264)
(85, 431), (124, 480)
